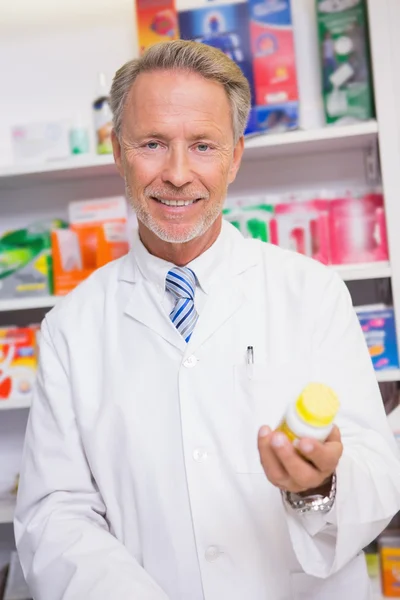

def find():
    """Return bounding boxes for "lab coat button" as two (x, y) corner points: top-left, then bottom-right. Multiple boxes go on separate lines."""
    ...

(205, 546), (220, 562)
(193, 448), (208, 462)
(183, 355), (198, 368)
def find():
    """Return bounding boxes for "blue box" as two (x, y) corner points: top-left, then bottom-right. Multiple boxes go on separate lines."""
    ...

(356, 305), (400, 371)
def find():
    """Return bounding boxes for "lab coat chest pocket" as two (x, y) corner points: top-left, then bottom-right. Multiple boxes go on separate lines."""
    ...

(234, 362), (309, 474)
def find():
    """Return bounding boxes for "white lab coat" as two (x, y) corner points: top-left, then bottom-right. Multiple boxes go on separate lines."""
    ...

(15, 222), (400, 600)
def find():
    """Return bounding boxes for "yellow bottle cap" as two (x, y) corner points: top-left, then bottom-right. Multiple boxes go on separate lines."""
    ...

(295, 383), (339, 428)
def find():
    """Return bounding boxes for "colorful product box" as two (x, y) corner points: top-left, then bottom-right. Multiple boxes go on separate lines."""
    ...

(316, 0), (374, 124)
(378, 535), (400, 597)
(0, 219), (67, 300)
(135, 0), (299, 136)
(270, 200), (331, 264)
(178, 0), (256, 108)
(223, 201), (274, 241)
(0, 327), (38, 403)
(248, 0), (299, 107)
(356, 305), (400, 372)
(136, 0), (179, 55)
(329, 195), (388, 265)
(11, 121), (70, 164)
(52, 197), (130, 296)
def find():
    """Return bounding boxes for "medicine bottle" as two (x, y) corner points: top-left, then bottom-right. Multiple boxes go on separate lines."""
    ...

(277, 382), (340, 443)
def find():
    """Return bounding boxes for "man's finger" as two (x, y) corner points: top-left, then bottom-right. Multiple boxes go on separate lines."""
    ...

(296, 426), (343, 473)
(258, 427), (291, 489)
(270, 432), (324, 490)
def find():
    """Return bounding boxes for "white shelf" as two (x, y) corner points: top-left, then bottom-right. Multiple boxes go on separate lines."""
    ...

(0, 499), (15, 524)
(0, 397), (31, 411)
(0, 295), (57, 312)
(333, 262), (392, 281)
(0, 121), (378, 188)
(376, 369), (400, 383)
(244, 120), (379, 160)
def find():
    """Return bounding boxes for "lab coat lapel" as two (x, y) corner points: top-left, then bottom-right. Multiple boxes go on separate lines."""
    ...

(119, 253), (186, 352)
(186, 230), (258, 355)
(187, 276), (246, 355)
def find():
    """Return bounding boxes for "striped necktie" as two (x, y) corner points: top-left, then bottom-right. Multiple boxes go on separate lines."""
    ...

(165, 267), (199, 343)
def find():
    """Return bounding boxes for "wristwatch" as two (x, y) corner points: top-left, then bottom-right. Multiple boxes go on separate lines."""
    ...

(283, 473), (337, 515)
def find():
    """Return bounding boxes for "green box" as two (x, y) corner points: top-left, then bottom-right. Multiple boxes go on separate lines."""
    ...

(0, 219), (67, 299)
(316, 0), (374, 124)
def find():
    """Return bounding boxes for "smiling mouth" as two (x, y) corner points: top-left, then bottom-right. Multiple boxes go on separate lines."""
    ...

(152, 197), (202, 207)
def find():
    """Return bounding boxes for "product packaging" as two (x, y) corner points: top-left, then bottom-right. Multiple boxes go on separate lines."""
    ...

(248, 0), (299, 133)
(52, 197), (129, 295)
(223, 200), (274, 241)
(270, 199), (331, 264)
(93, 73), (113, 155)
(0, 220), (67, 299)
(356, 305), (400, 372)
(276, 382), (340, 444)
(134, 0), (299, 137)
(316, 0), (374, 124)
(11, 121), (70, 164)
(136, 0), (179, 54)
(378, 534), (400, 597)
(329, 195), (388, 264)
(177, 0), (256, 118)
(69, 115), (90, 155)
(0, 327), (38, 403)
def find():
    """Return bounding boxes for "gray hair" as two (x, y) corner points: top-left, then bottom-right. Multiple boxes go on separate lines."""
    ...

(110, 40), (251, 144)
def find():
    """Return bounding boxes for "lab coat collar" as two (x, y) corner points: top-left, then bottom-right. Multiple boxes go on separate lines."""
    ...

(119, 221), (258, 353)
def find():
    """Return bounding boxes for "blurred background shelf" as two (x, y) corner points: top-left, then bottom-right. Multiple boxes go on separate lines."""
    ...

(0, 398), (31, 411)
(244, 120), (379, 160)
(0, 121), (378, 188)
(333, 262), (392, 281)
(0, 295), (57, 313)
(376, 369), (400, 383)
(0, 500), (15, 525)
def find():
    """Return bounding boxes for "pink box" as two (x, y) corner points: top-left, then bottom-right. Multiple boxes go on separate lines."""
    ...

(270, 200), (331, 264)
(329, 195), (388, 265)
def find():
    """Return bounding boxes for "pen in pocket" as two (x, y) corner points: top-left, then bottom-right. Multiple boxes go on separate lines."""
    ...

(246, 346), (254, 380)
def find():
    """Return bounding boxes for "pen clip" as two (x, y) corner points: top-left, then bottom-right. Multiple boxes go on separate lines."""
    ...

(246, 346), (254, 380)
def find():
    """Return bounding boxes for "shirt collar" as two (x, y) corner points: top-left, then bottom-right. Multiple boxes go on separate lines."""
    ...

(131, 220), (236, 296)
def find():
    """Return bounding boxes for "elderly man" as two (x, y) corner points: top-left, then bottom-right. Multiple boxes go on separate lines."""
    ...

(15, 40), (400, 600)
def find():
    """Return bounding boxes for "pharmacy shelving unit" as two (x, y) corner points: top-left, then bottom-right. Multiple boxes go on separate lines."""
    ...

(1, 1), (400, 594)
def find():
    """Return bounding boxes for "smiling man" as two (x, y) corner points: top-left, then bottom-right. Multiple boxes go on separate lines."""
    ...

(15, 40), (400, 600)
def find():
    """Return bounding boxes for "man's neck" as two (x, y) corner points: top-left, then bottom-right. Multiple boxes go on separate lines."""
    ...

(138, 219), (222, 266)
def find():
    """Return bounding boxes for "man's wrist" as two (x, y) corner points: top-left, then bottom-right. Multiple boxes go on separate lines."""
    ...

(283, 473), (337, 514)
(298, 474), (334, 498)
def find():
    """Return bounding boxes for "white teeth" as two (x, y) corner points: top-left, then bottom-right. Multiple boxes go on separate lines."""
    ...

(158, 198), (195, 206)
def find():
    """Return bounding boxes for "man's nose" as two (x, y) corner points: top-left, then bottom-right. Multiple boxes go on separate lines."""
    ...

(161, 146), (195, 189)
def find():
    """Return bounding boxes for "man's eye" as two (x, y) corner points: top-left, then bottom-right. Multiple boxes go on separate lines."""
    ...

(146, 142), (159, 150)
(197, 144), (210, 152)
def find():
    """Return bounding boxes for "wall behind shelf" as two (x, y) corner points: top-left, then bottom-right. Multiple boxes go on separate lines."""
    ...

(0, 0), (139, 167)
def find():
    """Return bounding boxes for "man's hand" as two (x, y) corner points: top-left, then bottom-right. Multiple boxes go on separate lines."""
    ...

(257, 425), (343, 495)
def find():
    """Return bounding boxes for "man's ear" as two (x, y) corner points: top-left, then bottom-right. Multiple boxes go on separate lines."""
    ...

(112, 130), (124, 178)
(228, 136), (245, 185)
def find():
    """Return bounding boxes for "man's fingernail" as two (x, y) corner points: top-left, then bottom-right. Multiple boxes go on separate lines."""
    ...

(259, 425), (271, 438)
(271, 433), (287, 448)
(300, 440), (314, 454)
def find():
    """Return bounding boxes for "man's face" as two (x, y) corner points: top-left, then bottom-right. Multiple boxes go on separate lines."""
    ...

(113, 69), (244, 246)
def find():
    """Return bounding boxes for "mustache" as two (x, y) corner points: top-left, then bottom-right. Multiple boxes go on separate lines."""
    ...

(144, 187), (209, 201)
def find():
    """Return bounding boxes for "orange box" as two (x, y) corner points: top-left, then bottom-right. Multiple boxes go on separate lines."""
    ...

(52, 197), (130, 295)
(379, 537), (400, 597)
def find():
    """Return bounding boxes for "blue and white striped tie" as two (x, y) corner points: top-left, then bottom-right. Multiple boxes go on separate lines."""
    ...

(166, 267), (199, 343)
